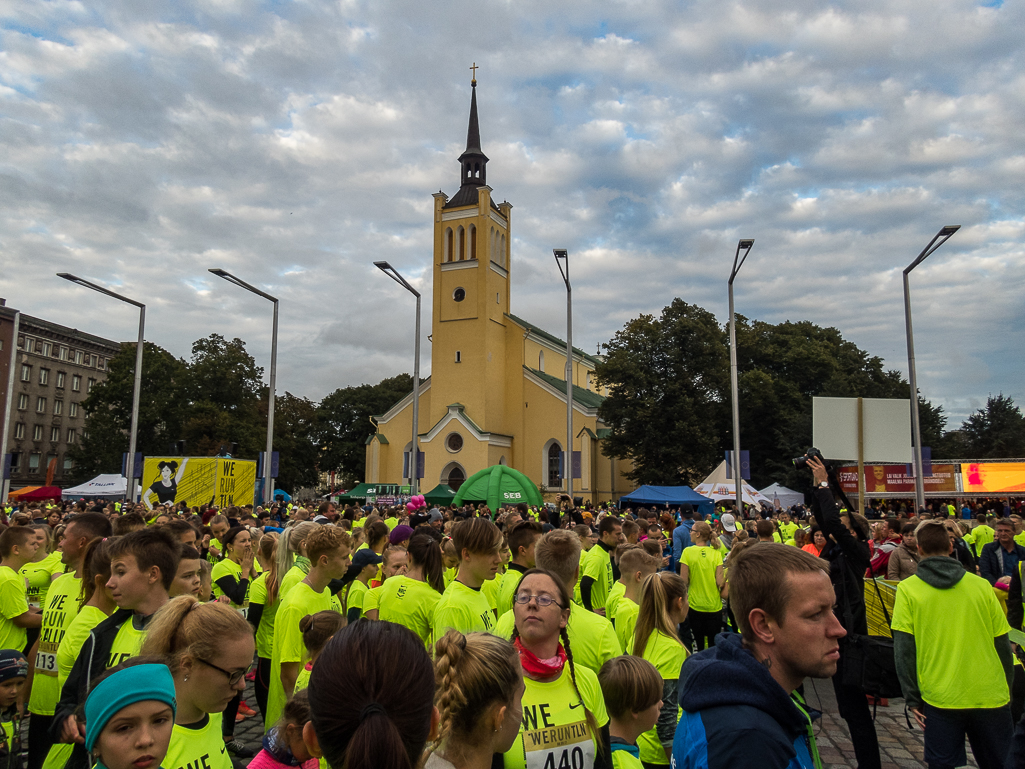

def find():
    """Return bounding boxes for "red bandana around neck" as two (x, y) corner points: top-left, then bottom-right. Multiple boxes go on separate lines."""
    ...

(515, 637), (567, 678)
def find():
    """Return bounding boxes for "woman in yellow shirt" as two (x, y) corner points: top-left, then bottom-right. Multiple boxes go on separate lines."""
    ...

(678, 522), (725, 651)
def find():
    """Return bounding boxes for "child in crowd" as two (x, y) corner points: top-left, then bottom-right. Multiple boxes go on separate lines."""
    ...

(0, 651), (27, 769)
(293, 611), (345, 694)
(598, 655), (664, 769)
(247, 690), (318, 769)
(83, 662), (176, 769)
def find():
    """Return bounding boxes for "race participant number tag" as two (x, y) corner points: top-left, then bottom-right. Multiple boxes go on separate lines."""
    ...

(35, 651), (57, 676)
(523, 719), (594, 769)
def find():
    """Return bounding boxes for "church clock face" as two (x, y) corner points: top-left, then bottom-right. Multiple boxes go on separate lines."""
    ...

(453, 287), (465, 302)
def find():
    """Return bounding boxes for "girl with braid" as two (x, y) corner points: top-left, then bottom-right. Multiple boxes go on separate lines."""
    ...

(429, 630), (524, 769)
(506, 568), (611, 769)
(630, 573), (688, 769)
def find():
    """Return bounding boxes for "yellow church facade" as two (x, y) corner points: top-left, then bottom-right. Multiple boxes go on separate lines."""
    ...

(365, 80), (633, 504)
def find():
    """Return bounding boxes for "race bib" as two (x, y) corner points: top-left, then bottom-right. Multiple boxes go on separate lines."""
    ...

(35, 650), (57, 676)
(522, 720), (594, 769)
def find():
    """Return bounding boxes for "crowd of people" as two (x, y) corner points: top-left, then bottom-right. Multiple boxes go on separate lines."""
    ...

(0, 467), (1021, 769)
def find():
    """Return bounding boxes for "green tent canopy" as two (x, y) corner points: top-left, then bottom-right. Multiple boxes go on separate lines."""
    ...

(422, 484), (457, 506)
(452, 465), (543, 510)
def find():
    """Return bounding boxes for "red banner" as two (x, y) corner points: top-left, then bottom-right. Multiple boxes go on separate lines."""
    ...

(839, 464), (958, 495)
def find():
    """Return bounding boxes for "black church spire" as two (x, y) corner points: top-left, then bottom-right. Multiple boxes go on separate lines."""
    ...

(445, 73), (489, 208)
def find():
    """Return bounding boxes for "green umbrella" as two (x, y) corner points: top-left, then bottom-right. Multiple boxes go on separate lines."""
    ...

(422, 483), (457, 506)
(452, 465), (544, 510)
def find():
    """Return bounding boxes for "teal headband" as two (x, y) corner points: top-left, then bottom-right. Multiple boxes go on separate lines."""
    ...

(85, 664), (177, 752)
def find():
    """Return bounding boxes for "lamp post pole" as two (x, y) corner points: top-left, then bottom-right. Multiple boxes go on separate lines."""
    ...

(57, 274), (145, 503)
(374, 262), (421, 495)
(903, 225), (960, 512)
(1, 311), (21, 503)
(208, 269), (278, 506)
(554, 250), (572, 504)
(728, 239), (755, 518)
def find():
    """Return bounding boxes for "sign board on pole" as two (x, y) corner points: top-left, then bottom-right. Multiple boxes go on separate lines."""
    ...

(724, 450), (751, 480)
(812, 398), (912, 462)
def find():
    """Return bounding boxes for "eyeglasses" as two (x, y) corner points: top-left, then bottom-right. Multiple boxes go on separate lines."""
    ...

(197, 658), (251, 687)
(514, 593), (562, 608)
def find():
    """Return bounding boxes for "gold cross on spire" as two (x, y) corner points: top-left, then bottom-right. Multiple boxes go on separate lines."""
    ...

(470, 62), (478, 85)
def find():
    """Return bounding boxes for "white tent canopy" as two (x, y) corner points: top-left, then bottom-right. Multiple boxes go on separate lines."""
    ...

(694, 461), (772, 506)
(62, 474), (127, 498)
(759, 482), (804, 509)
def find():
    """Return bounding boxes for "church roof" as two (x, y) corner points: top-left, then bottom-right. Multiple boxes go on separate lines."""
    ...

(506, 314), (601, 365)
(443, 80), (491, 211)
(525, 366), (606, 410)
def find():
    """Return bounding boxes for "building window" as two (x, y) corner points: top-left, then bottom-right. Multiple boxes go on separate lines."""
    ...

(28, 453), (40, 471)
(36, 397), (46, 413)
(17, 394), (27, 411)
(90, 355), (97, 367)
(69, 402), (78, 418)
(41, 342), (52, 357)
(586, 372), (592, 390)
(13, 424), (24, 440)
(39, 368), (49, 386)
(67, 428), (76, 444)
(446, 433), (464, 453)
(454, 351), (461, 363)
(87, 378), (96, 393)
(453, 287), (465, 302)
(33, 425), (43, 441)
(22, 338), (33, 353)
(10, 453), (19, 470)
(17, 336), (25, 349)
(63, 457), (73, 470)
(72, 375), (81, 392)
(56, 371), (65, 388)
(445, 228), (453, 262)
(50, 426), (60, 443)
(20, 365), (30, 382)
(74, 350), (83, 365)
(547, 443), (562, 488)
(539, 351), (544, 371)
(59, 346), (68, 361)
(469, 224), (477, 260)
(53, 400), (62, 416)
(97, 357), (105, 371)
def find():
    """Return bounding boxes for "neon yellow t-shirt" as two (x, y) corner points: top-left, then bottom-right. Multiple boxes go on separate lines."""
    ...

(492, 603), (621, 675)
(680, 546), (724, 613)
(778, 522), (798, 542)
(443, 566), (457, 588)
(580, 545), (614, 612)
(482, 572), (502, 614)
(207, 538), (224, 565)
(28, 572), (81, 716)
(612, 747), (644, 769)
(107, 616), (147, 669)
(278, 559), (310, 601)
(163, 712), (232, 769)
(502, 663), (609, 769)
(892, 569), (1010, 709)
(432, 580), (496, 645)
(0, 565), (29, 653)
(972, 525), (995, 552)
(347, 580), (369, 615)
(497, 566), (527, 617)
(21, 551), (64, 610)
(248, 573), (279, 659)
(362, 585), (383, 615)
(634, 629), (686, 765)
(385, 518), (399, 531)
(606, 581), (626, 621)
(211, 558), (250, 615)
(294, 661), (313, 693)
(1014, 531), (1025, 548)
(615, 596), (639, 654)
(376, 576), (442, 647)
(267, 581), (331, 729)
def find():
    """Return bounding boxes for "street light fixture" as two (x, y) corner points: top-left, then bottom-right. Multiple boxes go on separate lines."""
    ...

(208, 269), (279, 506)
(57, 273), (145, 503)
(728, 239), (755, 517)
(903, 225), (960, 512)
(554, 249), (573, 510)
(374, 261), (422, 495)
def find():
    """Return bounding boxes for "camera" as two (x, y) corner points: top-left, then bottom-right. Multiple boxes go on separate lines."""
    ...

(792, 447), (824, 469)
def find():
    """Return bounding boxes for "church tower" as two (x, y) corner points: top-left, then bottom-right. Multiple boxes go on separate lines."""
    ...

(430, 74), (513, 434)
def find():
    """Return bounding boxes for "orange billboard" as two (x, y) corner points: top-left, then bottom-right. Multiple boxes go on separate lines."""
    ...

(961, 463), (1025, 494)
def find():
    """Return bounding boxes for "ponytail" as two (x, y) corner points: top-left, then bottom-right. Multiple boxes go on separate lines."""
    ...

(274, 521), (317, 597)
(81, 537), (114, 605)
(141, 595), (251, 674)
(299, 611), (345, 663)
(259, 533), (280, 602)
(409, 533), (444, 594)
(633, 572), (687, 657)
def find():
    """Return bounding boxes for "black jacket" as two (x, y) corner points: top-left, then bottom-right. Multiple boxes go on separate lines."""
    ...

(812, 487), (870, 635)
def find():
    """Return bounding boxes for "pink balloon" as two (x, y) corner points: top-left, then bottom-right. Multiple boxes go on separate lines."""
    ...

(406, 502), (417, 512)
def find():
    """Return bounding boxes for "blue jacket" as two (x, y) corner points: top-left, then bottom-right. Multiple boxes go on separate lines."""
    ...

(672, 519), (695, 572)
(672, 632), (822, 769)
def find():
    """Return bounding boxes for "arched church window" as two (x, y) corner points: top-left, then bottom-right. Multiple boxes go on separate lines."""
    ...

(457, 226), (465, 261)
(539, 350), (544, 371)
(445, 228), (453, 262)
(547, 443), (562, 489)
(469, 225), (477, 260)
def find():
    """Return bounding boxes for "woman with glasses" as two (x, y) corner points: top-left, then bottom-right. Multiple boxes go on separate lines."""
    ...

(505, 568), (611, 769)
(141, 595), (256, 764)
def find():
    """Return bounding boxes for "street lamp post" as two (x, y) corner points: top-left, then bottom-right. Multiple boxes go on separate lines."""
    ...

(728, 239), (755, 518)
(374, 262), (422, 495)
(208, 269), (279, 506)
(903, 225), (960, 512)
(554, 250), (572, 505)
(57, 274), (145, 503)
(1, 311), (21, 503)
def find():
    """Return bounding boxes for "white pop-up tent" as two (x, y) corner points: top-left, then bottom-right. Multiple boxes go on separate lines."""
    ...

(62, 474), (127, 498)
(693, 461), (772, 506)
(759, 482), (804, 509)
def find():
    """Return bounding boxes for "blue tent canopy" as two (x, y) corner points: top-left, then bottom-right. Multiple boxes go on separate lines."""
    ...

(619, 485), (714, 517)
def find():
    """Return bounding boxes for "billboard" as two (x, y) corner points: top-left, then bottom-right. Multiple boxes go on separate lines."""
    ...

(812, 397), (912, 463)
(142, 457), (258, 510)
(839, 464), (958, 495)
(961, 463), (1025, 494)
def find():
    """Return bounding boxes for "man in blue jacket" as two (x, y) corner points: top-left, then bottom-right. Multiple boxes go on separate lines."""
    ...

(672, 543), (846, 769)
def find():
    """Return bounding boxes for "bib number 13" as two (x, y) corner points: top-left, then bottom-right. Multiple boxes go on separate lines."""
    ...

(35, 651), (57, 674)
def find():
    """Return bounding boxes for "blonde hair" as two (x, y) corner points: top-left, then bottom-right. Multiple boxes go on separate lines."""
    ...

(533, 530), (582, 590)
(432, 631), (520, 747)
(632, 572), (687, 656)
(306, 526), (351, 565)
(598, 655), (662, 720)
(141, 595), (251, 674)
(276, 521), (318, 583)
(691, 521), (721, 549)
(259, 532), (281, 602)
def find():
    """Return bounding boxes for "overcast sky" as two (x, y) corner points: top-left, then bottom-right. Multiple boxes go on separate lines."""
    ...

(2, 0), (1023, 428)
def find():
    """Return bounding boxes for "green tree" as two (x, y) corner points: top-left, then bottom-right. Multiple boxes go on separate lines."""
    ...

(317, 374), (415, 488)
(271, 392), (321, 492)
(69, 342), (188, 481)
(594, 300), (730, 486)
(960, 394), (1025, 458)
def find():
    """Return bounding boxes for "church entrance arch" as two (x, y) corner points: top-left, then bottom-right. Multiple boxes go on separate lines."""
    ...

(442, 462), (466, 491)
